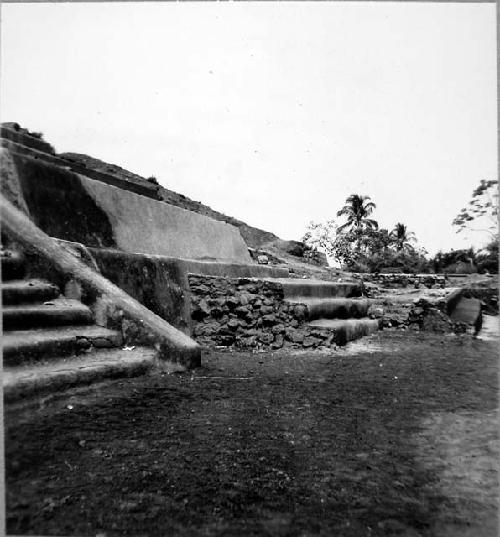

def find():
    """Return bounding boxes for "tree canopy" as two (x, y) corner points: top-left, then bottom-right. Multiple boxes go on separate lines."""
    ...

(336, 194), (378, 232)
(302, 194), (428, 272)
(452, 179), (498, 239)
(390, 223), (416, 252)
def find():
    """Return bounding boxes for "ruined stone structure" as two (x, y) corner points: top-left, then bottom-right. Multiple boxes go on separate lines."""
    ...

(1, 123), (382, 401)
(189, 276), (379, 349)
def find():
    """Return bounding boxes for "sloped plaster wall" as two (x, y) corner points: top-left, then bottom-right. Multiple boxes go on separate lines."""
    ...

(1, 148), (252, 264)
(80, 175), (252, 263)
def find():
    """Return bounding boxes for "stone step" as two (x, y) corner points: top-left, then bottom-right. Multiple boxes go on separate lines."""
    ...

(266, 278), (362, 299)
(286, 297), (370, 320)
(450, 297), (482, 326)
(1, 249), (25, 280)
(2, 298), (93, 330)
(2, 278), (60, 305)
(2, 325), (124, 366)
(3, 347), (157, 403)
(308, 318), (380, 346)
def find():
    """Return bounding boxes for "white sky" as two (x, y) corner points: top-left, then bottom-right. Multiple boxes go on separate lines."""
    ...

(1, 2), (497, 255)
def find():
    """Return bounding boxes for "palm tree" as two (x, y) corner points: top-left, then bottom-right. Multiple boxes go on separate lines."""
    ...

(390, 223), (416, 251)
(337, 194), (378, 233)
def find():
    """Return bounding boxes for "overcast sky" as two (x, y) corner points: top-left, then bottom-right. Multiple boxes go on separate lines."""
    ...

(1, 2), (497, 255)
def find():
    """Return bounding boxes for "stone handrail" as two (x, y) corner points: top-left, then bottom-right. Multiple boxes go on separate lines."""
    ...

(0, 194), (201, 369)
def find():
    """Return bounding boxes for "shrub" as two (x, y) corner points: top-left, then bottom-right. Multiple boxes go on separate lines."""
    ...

(476, 240), (499, 274)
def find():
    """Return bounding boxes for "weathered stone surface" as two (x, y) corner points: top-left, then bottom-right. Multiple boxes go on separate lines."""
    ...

(368, 306), (384, 319)
(262, 314), (277, 326)
(239, 294), (251, 306)
(226, 297), (239, 309)
(303, 336), (321, 348)
(449, 297), (482, 325)
(288, 330), (306, 344)
(241, 335), (258, 347)
(189, 275), (372, 350)
(421, 308), (453, 333)
(292, 304), (308, 321)
(271, 334), (284, 348)
(227, 319), (240, 330)
(92, 337), (115, 348)
(407, 299), (454, 333)
(235, 306), (251, 318)
(3, 147), (252, 264)
(259, 333), (274, 344)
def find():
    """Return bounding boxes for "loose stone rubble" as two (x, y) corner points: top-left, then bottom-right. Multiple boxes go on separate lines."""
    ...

(366, 288), (472, 334)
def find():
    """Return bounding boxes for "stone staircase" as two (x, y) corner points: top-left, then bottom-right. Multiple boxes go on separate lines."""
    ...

(2, 243), (156, 403)
(277, 278), (380, 345)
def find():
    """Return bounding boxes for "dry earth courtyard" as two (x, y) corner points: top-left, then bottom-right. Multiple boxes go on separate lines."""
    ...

(5, 323), (499, 537)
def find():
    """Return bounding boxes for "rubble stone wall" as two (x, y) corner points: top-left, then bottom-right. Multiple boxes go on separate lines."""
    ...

(353, 273), (446, 289)
(188, 275), (336, 350)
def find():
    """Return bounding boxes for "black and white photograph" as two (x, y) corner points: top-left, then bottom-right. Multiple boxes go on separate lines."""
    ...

(0, 1), (498, 536)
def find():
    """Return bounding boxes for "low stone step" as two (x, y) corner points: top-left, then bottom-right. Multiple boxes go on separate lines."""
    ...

(2, 298), (93, 330)
(308, 318), (380, 346)
(3, 347), (157, 403)
(1, 249), (25, 280)
(2, 278), (60, 305)
(265, 278), (362, 299)
(286, 297), (370, 320)
(2, 325), (124, 366)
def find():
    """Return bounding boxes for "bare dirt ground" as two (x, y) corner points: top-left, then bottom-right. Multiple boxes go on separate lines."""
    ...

(5, 318), (499, 537)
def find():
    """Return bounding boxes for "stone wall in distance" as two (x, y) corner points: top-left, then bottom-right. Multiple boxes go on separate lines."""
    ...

(352, 273), (446, 289)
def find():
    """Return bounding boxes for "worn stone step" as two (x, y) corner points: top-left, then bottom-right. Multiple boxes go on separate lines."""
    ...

(2, 325), (124, 366)
(1, 249), (25, 280)
(3, 347), (157, 403)
(2, 278), (60, 305)
(308, 318), (380, 345)
(2, 298), (93, 330)
(450, 297), (482, 327)
(287, 297), (370, 320)
(265, 278), (362, 299)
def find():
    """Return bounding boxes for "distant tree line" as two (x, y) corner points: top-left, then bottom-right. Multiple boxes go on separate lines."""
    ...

(303, 182), (498, 274)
